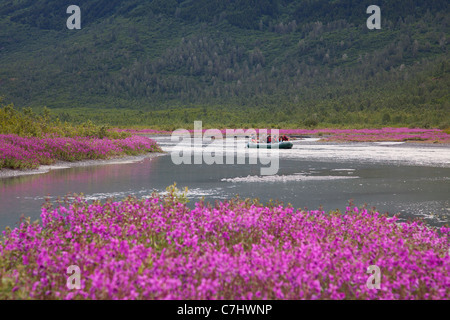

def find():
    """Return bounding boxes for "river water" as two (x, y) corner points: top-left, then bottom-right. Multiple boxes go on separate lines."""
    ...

(0, 136), (449, 231)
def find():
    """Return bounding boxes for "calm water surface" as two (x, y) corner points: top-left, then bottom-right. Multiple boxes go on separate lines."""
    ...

(0, 136), (449, 230)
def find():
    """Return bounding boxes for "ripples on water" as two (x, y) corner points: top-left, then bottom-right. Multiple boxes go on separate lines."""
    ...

(0, 135), (449, 230)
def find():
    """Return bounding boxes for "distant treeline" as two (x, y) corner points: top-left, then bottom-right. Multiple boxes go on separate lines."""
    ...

(50, 104), (448, 131)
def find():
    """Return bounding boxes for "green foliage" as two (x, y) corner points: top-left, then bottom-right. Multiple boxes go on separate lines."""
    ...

(382, 112), (391, 125)
(0, 102), (130, 139)
(162, 183), (190, 206)
(46, 103), (449, 130)
(0, 1), (448, 127)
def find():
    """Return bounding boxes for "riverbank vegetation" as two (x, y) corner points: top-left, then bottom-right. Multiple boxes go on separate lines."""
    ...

(119, 127), (450, 143)
(0, 103), (162, 170)
(0, 100), (126, 139)
(0, 186), (449, 300)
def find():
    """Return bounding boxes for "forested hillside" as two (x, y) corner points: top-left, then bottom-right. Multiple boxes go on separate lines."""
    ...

(0, 0), (449, 129)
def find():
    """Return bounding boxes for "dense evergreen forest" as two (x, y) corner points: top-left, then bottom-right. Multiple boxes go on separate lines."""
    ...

(0, 0), (449, 129)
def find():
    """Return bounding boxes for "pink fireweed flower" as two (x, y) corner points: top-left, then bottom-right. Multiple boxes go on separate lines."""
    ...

(0, 194), (449, 300)
(0, 134), (161, 170)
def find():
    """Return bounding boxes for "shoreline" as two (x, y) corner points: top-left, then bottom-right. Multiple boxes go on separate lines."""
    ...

(0, 152), (165, 180)
(140, 133), (450, 144)
(2, 137), (449, 180)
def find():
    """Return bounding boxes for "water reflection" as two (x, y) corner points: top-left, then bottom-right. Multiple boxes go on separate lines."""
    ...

(1, 138), (449, 231)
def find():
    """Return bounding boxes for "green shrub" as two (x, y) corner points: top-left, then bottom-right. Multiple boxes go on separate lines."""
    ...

(0, 102), (131, 139)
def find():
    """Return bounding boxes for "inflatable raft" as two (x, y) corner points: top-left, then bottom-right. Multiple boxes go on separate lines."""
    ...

(246, 141), (293, 149)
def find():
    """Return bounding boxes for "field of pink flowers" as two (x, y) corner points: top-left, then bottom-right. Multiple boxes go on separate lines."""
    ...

(1, 189), (449, 300)
(296, 128), (450, 143)
(118, 127), (450, 143)
(0, 134), (162, 170)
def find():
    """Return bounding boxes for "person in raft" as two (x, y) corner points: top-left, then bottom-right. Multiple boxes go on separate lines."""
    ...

(267, 135), (272, 143)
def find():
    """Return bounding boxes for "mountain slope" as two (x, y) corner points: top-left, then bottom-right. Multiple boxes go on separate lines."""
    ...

(0, 0), (449, 128)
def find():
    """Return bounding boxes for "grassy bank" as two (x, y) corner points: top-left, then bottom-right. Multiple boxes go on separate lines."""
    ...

(0, 103), (162, 170)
